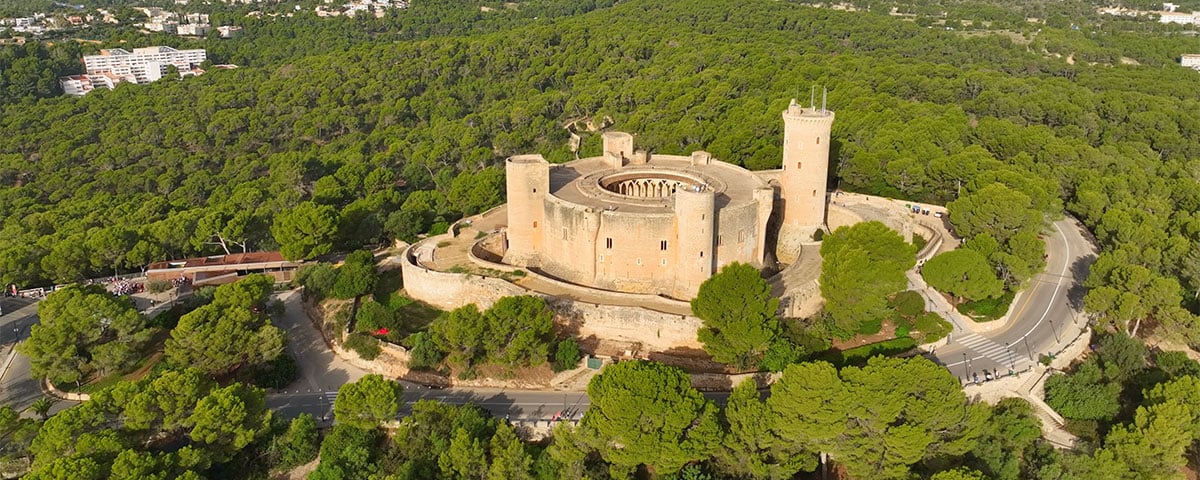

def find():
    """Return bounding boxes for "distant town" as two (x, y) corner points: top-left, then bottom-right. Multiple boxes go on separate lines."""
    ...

(0, 0), (409, 41)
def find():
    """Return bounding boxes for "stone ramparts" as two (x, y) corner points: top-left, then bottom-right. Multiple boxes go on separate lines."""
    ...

(402, 241), (528, 311)
(403, 236), (703, 352)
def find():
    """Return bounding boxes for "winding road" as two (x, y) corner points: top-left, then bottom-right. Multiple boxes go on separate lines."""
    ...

(931, 217), (1096, 381)
(1, 216), (1097, 423)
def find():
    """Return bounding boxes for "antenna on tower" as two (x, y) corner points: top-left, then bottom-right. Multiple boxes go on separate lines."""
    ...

(810, 85), (816, 109)
(822, 87), (827, 113)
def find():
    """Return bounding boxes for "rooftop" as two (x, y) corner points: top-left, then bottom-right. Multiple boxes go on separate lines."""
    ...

(548, 154), (769, 214)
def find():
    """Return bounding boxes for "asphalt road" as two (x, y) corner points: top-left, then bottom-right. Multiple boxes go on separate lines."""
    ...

(933, 217), (1096, 381)
(0, 297), (51, 413)
(1, 217), (1097, 421)
(268, 387), (594, 423)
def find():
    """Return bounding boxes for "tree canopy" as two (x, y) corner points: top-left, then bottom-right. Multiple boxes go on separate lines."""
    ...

(692, 262), (780, 369)
(21, 285), (151, 386)
(923, 249), (1005, 302)
(819, 222), (916, 336)
(333, 374), (405, 429)
(580, 360), (722, 476)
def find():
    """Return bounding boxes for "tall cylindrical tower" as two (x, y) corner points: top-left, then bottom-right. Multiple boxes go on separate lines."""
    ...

(673, 185), (715, 299)
(777, 98), (834, 263)
(502, 154), (549, 267)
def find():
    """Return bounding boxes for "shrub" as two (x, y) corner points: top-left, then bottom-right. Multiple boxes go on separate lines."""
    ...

(856, 317), (883, 335)
(255, 353), (299, 390)
(912, 312), (952, 343)
(345, 333), (381, 360)
(912, 233), (928, 251)
(828, 337), (918, 367)
(956, 290), (1016, 321)
(429, 221), (450, 236)
(355, 300), (397, 334)
(405, 332), (444, 370)
(552, 338), (583, 372)
(294, 263), (337, 299)
(889, 290), (925, 318)
(146, 280), (174, 294)
(760, 339), (805, 372)
(895, 325), (911, 338)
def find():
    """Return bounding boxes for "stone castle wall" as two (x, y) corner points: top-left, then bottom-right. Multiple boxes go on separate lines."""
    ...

(402, 239), (703, 352)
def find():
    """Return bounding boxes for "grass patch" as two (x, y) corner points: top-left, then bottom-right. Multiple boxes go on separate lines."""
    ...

(372, 269), (403, 299)
(912, 312), (952, 343)
(856, 318), (883, 335)
(396, 300), (443, 334)
(957, 290), (1016, 322)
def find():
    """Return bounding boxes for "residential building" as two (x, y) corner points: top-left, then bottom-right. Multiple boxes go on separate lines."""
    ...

(177, 23), (209, 36)
(1160, 10), (1200, 24)
(83, 46), (207, 83)
(217, 25), (242, 38)
(1183, 54), (1200, 70)
(61, 46), (207, 95)
(59, 72), (122, 96)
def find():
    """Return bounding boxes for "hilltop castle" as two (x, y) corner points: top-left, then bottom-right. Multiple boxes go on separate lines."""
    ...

(500, 100), (835, 299)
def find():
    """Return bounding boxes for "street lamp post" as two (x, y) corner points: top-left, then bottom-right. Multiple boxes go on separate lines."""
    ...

(1023, 336), (1035, 362)
(1048, 317), (1061, 343)
(962, 352), (969, 381)
(1005, 342), (1015, 373)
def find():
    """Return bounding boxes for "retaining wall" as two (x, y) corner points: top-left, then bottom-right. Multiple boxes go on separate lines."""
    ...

(402, 240), (704, 352)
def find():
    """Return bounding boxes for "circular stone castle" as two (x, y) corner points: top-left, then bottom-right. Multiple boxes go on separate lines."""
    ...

(500, 99), (834, 300)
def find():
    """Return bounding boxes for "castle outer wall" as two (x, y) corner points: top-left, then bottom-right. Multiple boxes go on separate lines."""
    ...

(502, 141), (774, 300)
(502, 100), (834, 300)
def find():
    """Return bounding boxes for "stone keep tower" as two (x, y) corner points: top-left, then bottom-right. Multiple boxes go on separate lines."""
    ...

(776, 98), (835, 263)
(673, 185), (716, 299)
(502, 154), (549, 267)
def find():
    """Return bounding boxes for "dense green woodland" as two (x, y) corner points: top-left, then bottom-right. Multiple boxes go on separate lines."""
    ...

(3, 0), (1200, 337)
(4, 0), (1200, 476)
(12, 348), (1200, 479)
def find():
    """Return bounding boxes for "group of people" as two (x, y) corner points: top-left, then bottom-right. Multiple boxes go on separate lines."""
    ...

(107, 278), (144, 296)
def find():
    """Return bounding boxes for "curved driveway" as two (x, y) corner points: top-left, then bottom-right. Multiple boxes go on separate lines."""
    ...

(5, 217), (1099, 421)
(932, 217), (1096, 380)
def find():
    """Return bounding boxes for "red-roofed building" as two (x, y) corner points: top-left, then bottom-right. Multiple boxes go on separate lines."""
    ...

(146, 252), (302, 286)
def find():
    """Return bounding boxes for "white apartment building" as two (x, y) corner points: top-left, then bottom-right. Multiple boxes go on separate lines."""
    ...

(1183, 54), (1200, 70)
(59, 73), (122, 96)
(1160, 11), (1200, 24)
(83, 46), (207, 83)
(177, 23), (209, 36)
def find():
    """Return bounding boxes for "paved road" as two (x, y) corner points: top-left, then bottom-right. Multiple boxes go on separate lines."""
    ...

(268, 387), (594, 422)
(933, 217), (1096, 381)
(0, 297), (47, 413)
(272, 290), (368, 393)
(2, 214), (1097, 423)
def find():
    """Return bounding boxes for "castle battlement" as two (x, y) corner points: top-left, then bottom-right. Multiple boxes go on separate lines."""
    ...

(502, 100), (834, 299)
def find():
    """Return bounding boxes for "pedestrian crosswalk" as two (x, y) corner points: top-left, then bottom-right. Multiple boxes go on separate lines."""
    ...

(954, 333), (1032, 372)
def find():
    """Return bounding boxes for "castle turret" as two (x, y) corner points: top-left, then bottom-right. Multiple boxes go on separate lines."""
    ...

(776, 98), (834, 263)
(602, 132), (633, 169)
(502, 154), (549, 267)
(674, 185), (716, 299)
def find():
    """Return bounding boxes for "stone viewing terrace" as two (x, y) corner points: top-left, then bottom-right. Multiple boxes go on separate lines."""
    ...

(408, 205), (695, 317)
(548, 155), (761, 213)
